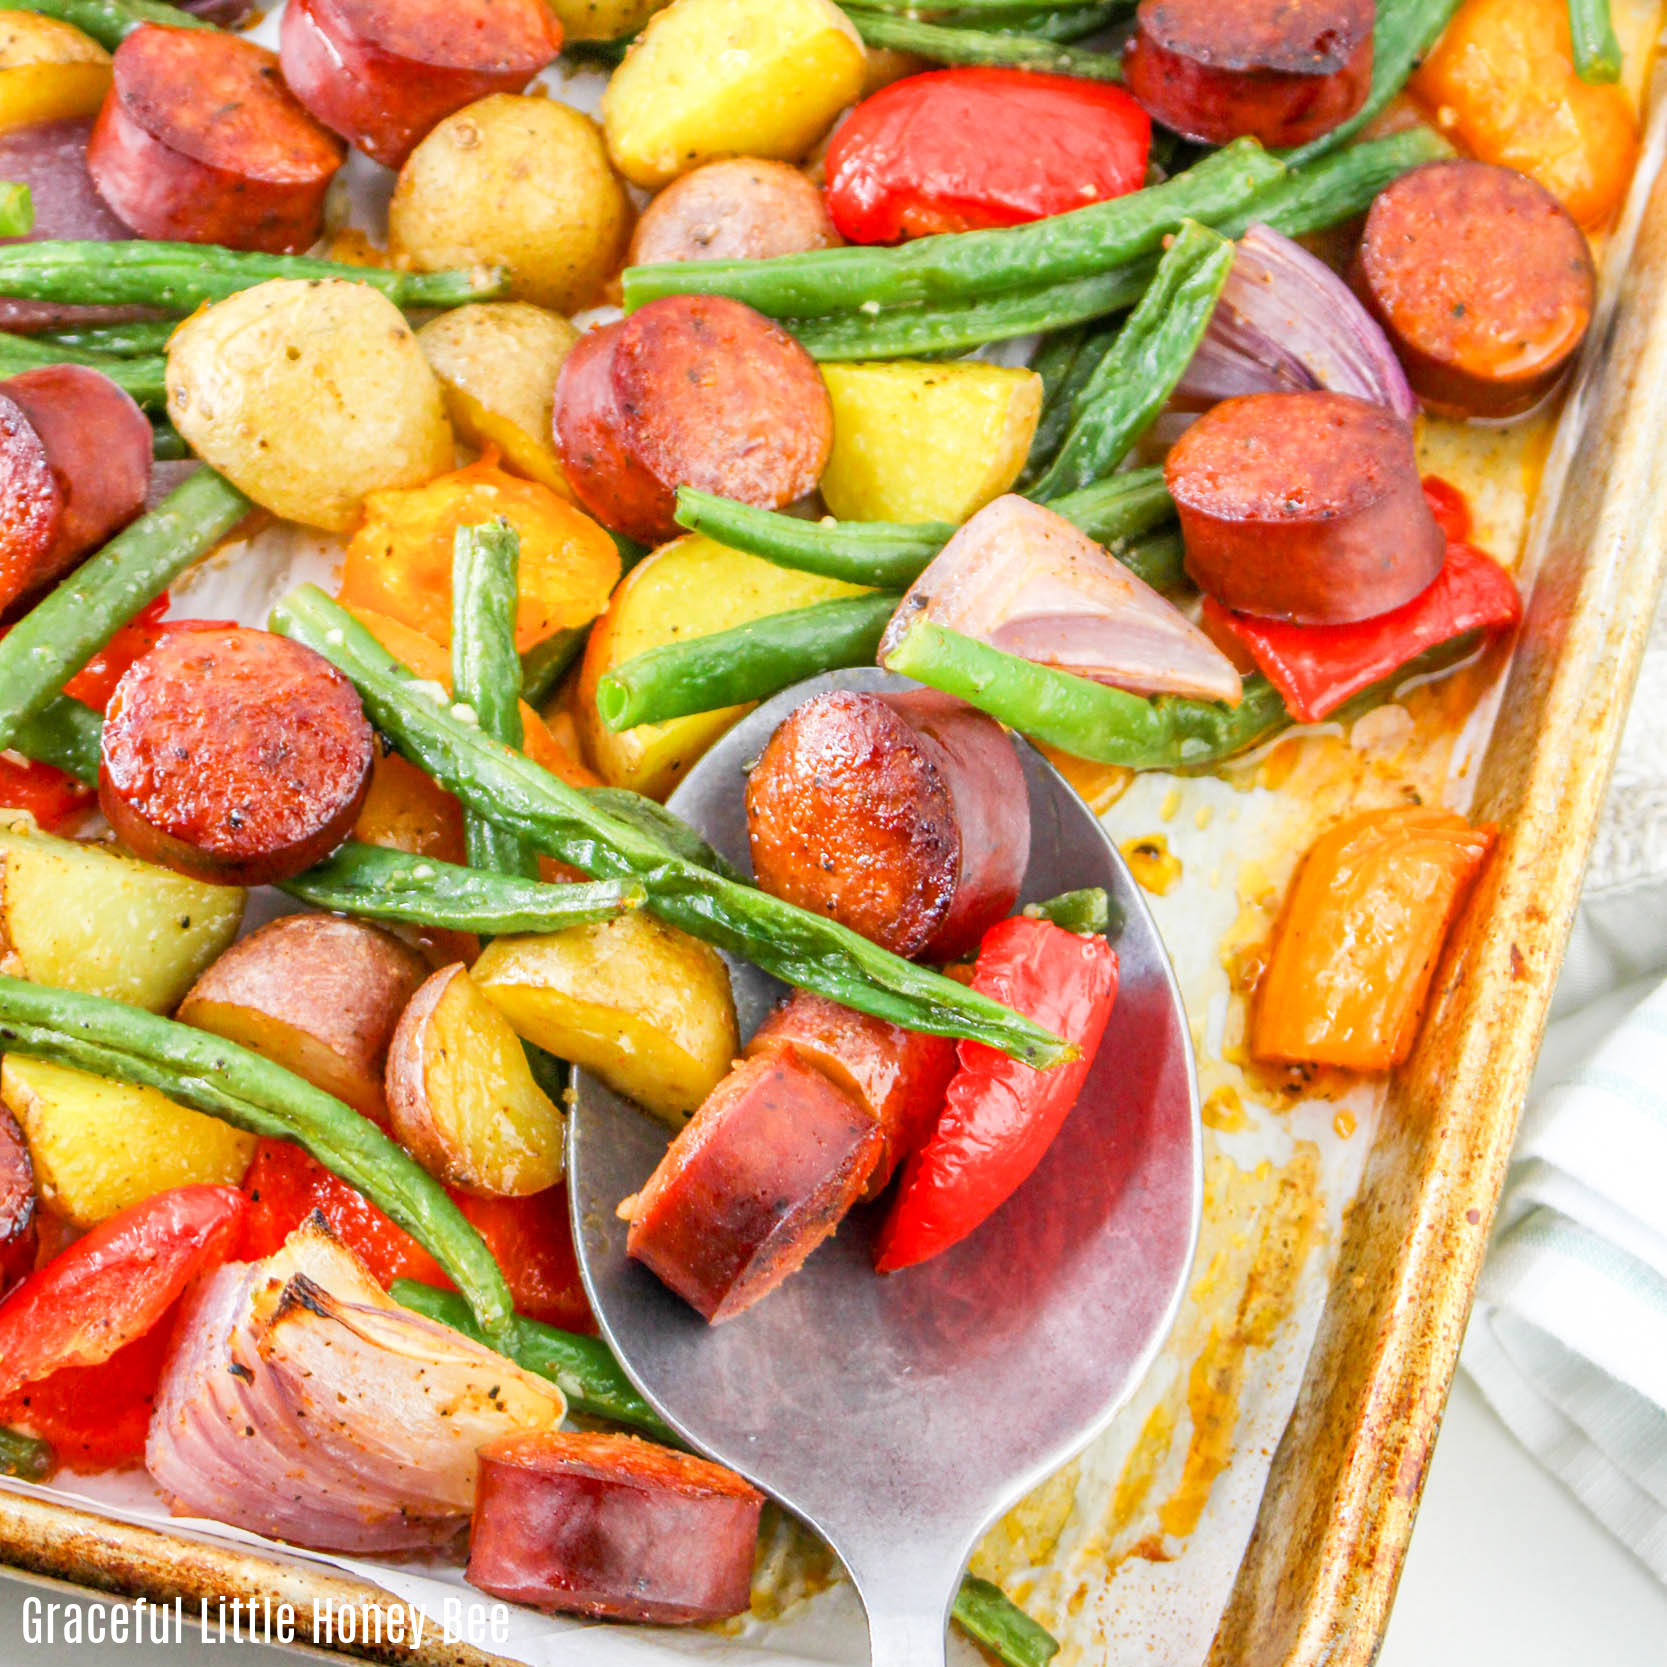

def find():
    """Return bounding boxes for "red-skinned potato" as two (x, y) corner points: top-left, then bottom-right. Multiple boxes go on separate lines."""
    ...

(625, 158), (839, 267)
(176, 915), (428, 1126)
(98, 626), (375, 886)
(386, 962), (566, 1197)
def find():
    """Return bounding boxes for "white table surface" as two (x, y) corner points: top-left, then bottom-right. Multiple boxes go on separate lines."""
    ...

(2, 1362), (1665, 1666)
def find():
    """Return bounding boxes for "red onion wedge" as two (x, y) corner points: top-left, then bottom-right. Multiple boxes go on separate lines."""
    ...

(878, 495), (1242, 705)
(146, 1216), (564, 1552)
(1173, 223), (1417, 423)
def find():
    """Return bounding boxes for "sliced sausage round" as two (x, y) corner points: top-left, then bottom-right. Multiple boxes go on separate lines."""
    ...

(1352, 160), (1597, 420)
(89, 25), (346, 253)
(626, 159), (841, 268)
(1167, 390), (1445, 625)
(0, 1104), (36, 1299)
(745, 689), (1030, 962)
(0, 365), (151, 608)
(469, 1430), (763, 1623)
(1123, 0), (1374, 149)
(625, 1050), (883, 1324)
(746, 991), (957, 1198)
(0, 119), (147, 333)
(279, 0), (563, 171)
(99, 626), (374, 886)
(551, 320), (674, 547)
(615, 296), (832, 529)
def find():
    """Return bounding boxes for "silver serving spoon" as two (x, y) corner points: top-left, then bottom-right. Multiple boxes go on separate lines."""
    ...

(569, 670), (1201, 1666)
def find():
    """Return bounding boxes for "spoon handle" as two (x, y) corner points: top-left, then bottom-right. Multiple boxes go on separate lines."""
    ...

(864, 1607), (949, 1667)
(851, 1549), (960, 1667)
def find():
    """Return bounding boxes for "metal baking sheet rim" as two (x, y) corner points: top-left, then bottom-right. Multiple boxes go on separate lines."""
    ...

(7, 91), (1667, 1667)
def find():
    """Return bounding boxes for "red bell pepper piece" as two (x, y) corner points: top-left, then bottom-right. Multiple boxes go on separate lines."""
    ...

(0, 1310), (179, 1471)
(61, 594), (172, 710)
(453, 1189), (593, 1333)
(0, 753), (93, 832)
(876, 916), (1118, 1273)
(1420, 476), (1472, 544)
(240, 1139), (594, 1331)
(240, 1137), (449, 1288)
(824, 68), (1150, 243)
(1203, 542), (1521, 724)
(0, 1183), (246, 1401)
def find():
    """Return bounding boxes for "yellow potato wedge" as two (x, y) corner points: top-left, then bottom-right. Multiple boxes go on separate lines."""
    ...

(0, 15), (110, 133)
(2, 1056), (254, 1228)
(602, 0), (866, 188)
(548, 0), (672, 43)
(177, 914), (428, 1126)
(577, 533), (867, 799)
(820, 361), (1043, 524)
(0, 812), (243, 1012)
(386, 962), (565, 1196)
(417, 303), (580, 497)
(473, 911), (738, 1124)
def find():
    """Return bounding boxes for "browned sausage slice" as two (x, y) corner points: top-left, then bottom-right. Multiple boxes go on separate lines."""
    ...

(746, 991), (957, 1198)
(1167, 390), (1444, 624)
(1352, 160), (1597, 420)
(625, 1050), (883, 1323)
(99, 626), (375, 886)
(551, 320), (675, 547)
(626, 159), (841, 268)
(280, 0), (563, 170)
(0, 119), (146, 333)
(0, 365), (151, 607)
(1124, 0), (1374, 149)
(0, 1104), (36, 1299)
(469, 1430), (763, 1622)
(89, 25), (346, 253)
(612, 294), (832, 533)
(745, 689), (1030, 962)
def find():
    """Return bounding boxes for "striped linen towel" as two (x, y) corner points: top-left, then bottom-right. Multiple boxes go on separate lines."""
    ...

(1460, 591), (1667, 1584)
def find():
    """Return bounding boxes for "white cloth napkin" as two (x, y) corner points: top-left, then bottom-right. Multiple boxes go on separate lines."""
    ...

(1460, 593), (1667, 1584)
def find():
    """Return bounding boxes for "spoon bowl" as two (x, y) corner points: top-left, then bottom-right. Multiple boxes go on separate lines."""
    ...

(569, 670), (1201, 1665)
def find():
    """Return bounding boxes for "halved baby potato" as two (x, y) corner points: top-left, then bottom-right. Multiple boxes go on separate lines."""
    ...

(472, 911), (738, 1124)
(177, 914), (428, 1126)
(0, 812), (243, 1012)
(0, 14), (111, 133)
(416, 303), (580, 498)
(2, 1056), (255, 1228)
(386, 962), (566, 1196)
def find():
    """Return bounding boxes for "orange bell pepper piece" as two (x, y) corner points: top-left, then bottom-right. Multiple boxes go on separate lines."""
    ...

(1415, 0), (1637, 230)
(1253, 806), (1494, 1071)
(339, 454), (619, 653)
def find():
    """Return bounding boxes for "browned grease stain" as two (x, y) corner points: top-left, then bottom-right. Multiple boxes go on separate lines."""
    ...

(969, 1144), (1325, 1655)
(1121, 832), (1184, 896)
(1154, 1146), (1325, 1541)
(970, 1460), (1083, 1589)
(1201, 1085), (1251, 1133)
